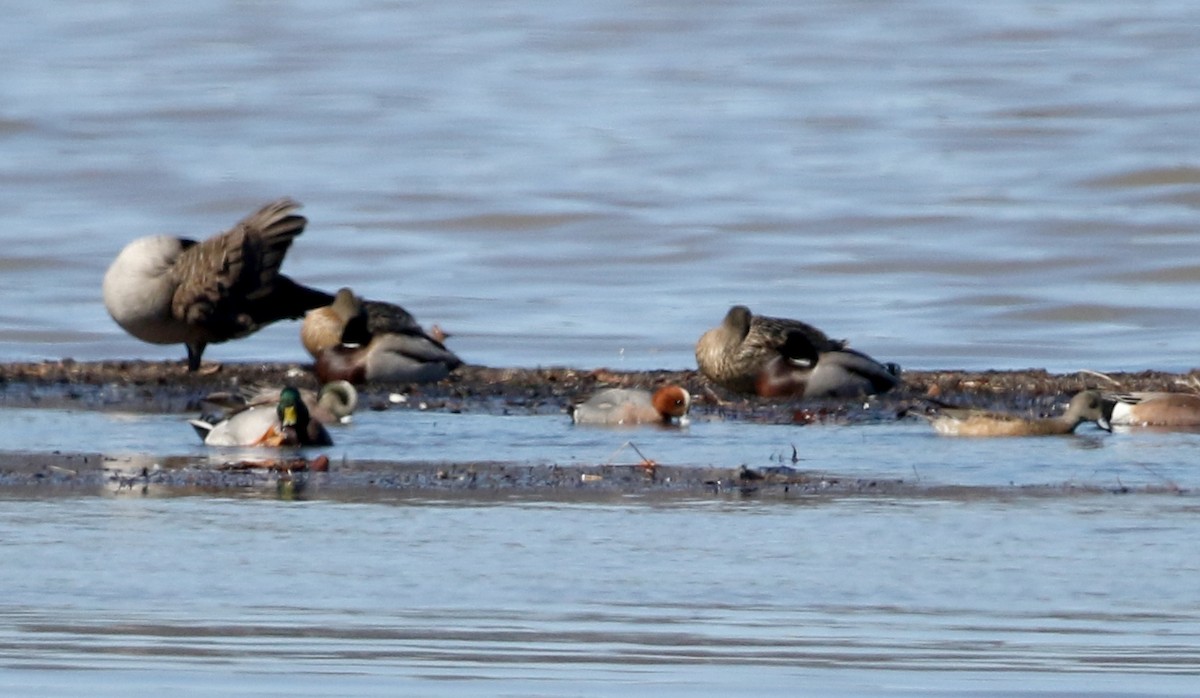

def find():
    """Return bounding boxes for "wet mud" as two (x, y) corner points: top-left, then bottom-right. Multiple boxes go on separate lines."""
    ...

(0, 359), (1195, 499)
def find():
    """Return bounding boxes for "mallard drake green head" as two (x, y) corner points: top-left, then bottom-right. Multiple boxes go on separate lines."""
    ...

(190, 385), (333, 447)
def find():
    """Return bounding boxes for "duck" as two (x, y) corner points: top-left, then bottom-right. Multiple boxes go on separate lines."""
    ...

(914, 390), (1105, 437)
(103, 198), (333, 371)
(570, 385), (691, 426)
(695, 305), (901, 398)
(1100, 392), (1200, 428)
(190, 386), (333, 447)
(233, 380), (358, 425)
(313, 290), (462, 385)
(301, 287), (427, 360)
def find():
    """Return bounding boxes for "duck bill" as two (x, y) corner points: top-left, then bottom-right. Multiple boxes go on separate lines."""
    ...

(281, 405), (299, 427)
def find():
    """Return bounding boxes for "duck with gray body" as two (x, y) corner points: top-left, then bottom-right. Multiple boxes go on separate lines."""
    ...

(695, 305), (900, 399)
(103, 199), (333, 371)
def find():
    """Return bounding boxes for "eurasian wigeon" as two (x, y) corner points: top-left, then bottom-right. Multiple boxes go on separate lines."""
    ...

(190, 386), (333, 447)
(102, 199), (333, 371)
(570, 386), (691, 426)
(1100, 392), (1200, 428)
(695, 305), (901, 398)
(915, 390), (1105, 437)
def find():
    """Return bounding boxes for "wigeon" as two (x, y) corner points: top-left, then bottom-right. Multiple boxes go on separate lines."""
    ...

(570, 385), (691, 426)
(1100, 392), (1200, 428)
(695, 305), (901, 398)
(103, 199), (333, 371)
(916, 390), (1105, 437)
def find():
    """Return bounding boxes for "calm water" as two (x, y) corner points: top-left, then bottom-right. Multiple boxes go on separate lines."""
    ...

(4, 1), (1200, 694)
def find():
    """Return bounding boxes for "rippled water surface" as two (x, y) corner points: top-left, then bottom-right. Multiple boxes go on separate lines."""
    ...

(4, 1), (1200, 371)
(4, 1), (1200, 694)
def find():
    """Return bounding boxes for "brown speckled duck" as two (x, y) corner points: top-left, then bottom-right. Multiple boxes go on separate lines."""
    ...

(102, 199), (333, 371)
(695, 305), (900, 399)
(916, 390), (1105, 437)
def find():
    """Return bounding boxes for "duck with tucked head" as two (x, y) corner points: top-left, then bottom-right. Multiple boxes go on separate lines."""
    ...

(695, 305), (900, 399)
(1100, 392), (1200, 428)
(313, 289), (462, 385)
(102, 199), (333, 371)
(914, 390), (1105, 437)
(190, 386), (333, 446)
(301, 287), (428, 360)
(570, 385), (691, 426)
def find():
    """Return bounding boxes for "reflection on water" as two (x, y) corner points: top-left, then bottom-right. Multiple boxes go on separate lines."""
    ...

(2, 495), (1200, 697)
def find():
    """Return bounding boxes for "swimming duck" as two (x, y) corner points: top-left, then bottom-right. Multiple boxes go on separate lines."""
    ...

(570, 385), (691, 426)
(1100, 392), (1200, 428)
(695, 305), (901, 398)
(103, 199), (333, 371)
(190, 386), (333, 446)
(301, 287), (426, 360)
(915, 390), (1105, 437)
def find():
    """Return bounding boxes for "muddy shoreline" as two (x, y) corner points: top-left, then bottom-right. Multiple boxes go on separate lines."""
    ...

(0, 359), (1195, 499)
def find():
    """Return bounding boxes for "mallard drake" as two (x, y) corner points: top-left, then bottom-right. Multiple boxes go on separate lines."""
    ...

(1100, 392), (1200, 428)
(915, 390), (1105, 437)
(240, 380), (358, 425)
(102, 198), (333, 371)
(570, 385), (692, 426)
(315, 332), (463, 385)
(190, 386), (333, 446)
(312, 289), (462, 385)
(695, 305), (900, 398)
(301, 287), (427, 360)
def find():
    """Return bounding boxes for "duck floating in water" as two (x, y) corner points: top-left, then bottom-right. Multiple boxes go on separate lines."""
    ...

(313, 289), (462, 385)
(695, 305), (900, 399)
(570, 386), (691, 426)
(205, 380), (359, 426)
(102, 198), (332, 371)
(914, 390), (1104, 437)
(1100, 392), (1200, 428)
(190, 386), (333, 447)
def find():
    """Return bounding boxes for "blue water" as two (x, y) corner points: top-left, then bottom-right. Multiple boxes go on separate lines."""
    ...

(4, 1), (1200, 372)
(4, 1), (1200, 694)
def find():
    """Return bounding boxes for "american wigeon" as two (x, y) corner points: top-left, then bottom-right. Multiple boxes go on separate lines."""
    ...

(1100, 392), (1200, 428)
(916, 390), (1105, 437)
(570, 386), (691, 426)
(190, 386), (333, 447)
(300, 287), (426, 360)
(695, 305), (901, 398)
(103, 199), (333, 371)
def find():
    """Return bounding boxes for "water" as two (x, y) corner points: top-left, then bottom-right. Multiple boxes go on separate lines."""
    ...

(4, 0), (1200, 693)
(2, 495), (1200, 697)
(4, 1), (1200, 371)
